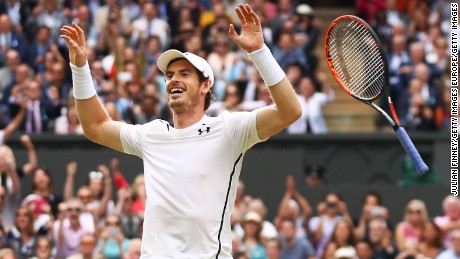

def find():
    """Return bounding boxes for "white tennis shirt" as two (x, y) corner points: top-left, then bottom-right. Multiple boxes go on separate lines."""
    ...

(120, 110), (262, 258)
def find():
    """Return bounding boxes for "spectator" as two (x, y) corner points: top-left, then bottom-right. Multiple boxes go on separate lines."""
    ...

(114, 188), (143, 240)
(278, 217), (315, 259)
(330, 220), (356, 252)
(309, 192), (350, 258)
(437, 228), (460, 259)
(65, 232), (98, 259)
(247, 198), (278, 240)
(354, 191), (389, 240)
(29, 236), (53, 259)
(0, 14), (26, 63)
(0, 49), (21, 98)
(130, 174), (145, 216)
(5, 205), (45, 258)
(395, 199), (428, 252)
(206, 34), (237, 83)
(54, 198), (95, 258)
(276, 175), (312, 240)
(0, 248), (15, 259)
(29, 167), (62, 218)
(434, 195), (460, 248)
(418, 220), (444, 259)
(271, 32), (310, 73)
(94, 214), (129, 259)
(287, 74), (334, 134)
(355, 239), (373, 259)
(321, 241), (337, 259)
(26, 26), (52, 73)
(240, 212), (267, 259)
(54, 105), (84, 135)
(28, 0), (68, 41)
(265, 238), (282, 259)
(0, 146), (22, 229)
(367, 218), (397, 259)
(130, 2), (170, 50)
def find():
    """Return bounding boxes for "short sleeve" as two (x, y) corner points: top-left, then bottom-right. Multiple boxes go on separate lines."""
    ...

(221, 110), (263, 152)
(120, 124), (145, 158)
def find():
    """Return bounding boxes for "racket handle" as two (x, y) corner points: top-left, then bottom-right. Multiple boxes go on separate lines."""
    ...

(395, 127), (429, 175)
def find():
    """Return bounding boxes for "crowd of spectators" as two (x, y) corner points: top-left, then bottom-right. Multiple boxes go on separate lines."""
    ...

(0, 143), (458, 259)
(0, 0), (454, 258)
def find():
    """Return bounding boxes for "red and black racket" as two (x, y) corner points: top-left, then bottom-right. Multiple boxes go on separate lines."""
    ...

(324, 15), (429, 175)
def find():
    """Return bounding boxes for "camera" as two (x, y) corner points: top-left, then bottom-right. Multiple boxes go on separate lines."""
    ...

(370, 207), (384, 216)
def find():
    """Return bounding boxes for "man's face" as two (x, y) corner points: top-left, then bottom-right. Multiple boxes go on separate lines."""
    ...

(368, 220), (385, 244)
(280, 221), (296, 241)
(165, 59), (206, 114)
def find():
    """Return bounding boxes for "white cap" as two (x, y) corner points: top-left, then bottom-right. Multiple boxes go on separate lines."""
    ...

(334, 247), (357, 259)
(157, 50), (214, 87)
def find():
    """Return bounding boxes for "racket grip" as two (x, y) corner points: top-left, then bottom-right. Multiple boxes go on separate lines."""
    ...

(395, 127), (429, 175)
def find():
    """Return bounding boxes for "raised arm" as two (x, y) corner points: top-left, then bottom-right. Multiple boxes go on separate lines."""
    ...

(229, 4), (301, 140)
(60, 23), (124, 152)
(63, 161), (77, 201)
(2, 102), (27, 143)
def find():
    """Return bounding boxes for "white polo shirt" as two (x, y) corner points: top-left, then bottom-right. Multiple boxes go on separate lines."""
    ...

(120, 111), (262, 258)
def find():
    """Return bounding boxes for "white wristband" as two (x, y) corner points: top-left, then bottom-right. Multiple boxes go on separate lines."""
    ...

(70, 62), (97, 99)
(248, 44), (285, 87)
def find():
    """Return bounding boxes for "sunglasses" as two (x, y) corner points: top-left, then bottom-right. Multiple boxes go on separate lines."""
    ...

(89, 171), (104, 179)
(408, 209), (422, 214)
(67, 207), (82, 212)
(106, 221), (120, 226)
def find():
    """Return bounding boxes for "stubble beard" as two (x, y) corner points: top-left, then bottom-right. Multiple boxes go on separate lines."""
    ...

(169, 90), (201, 115)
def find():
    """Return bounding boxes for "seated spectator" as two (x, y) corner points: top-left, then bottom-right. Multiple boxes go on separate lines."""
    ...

(321, 241), (337, 259)
(367, 218), (397, 258)
(395, 199), (428, 252)
(0, 248), (15, 259)
(279, 217), (315, 259)
(330, 220), (356, 252)
(434, 195), (460, 248)
(53, 199), (95, 258)
(29, 236), (53, 259)
(437, 229), (460, 259)
(355, 191), (389, 240)
(355, 239), (373, 259)
(404, 94), (437, 131)
(66, 232), (98, 259)
(287, 74), (334, 134)
(265, 238), (282, 259)
(54, 106), (84, 135)
(5, 205), (46, 258)
(240, 212), (267, 259)
(418, 220), (444, 259)
(94, 214), (130, 259)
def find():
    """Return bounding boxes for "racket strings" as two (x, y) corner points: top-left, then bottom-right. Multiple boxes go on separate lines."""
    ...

(327, 19), (385, 100)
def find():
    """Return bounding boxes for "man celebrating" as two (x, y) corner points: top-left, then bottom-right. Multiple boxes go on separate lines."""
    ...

(60, 4), (301, 258)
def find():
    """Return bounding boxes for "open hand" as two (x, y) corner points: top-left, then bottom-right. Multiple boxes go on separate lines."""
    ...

(229, 4), (264, 53)
(59, 22), (87, 67)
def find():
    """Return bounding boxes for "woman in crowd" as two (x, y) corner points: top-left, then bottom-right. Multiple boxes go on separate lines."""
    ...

(395, 199), (428, 252)
(240, 212), (267, 259)
(418, 220), (445, 258)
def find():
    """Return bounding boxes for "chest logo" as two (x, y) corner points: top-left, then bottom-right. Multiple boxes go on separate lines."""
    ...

(198, 124), (211, 135)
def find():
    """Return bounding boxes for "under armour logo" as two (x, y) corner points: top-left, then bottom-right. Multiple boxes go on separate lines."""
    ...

(198, 124), (210, 135)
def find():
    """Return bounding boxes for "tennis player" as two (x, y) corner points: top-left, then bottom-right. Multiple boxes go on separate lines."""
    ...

(60, 4), (301, 258)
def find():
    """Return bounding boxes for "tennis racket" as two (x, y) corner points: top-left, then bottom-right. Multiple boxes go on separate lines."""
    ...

(324, 15), (429, 175)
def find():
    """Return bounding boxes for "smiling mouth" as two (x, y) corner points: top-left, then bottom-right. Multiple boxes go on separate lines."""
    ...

(170, 88), (185, 95)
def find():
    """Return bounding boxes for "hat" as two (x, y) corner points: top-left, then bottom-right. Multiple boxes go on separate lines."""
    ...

(334, 247), (357, 259)
(296, 4), (314, 16)
(242, 212), (262, 225)
(157, 50), (214, 87)
(304, 164), (324, 178)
